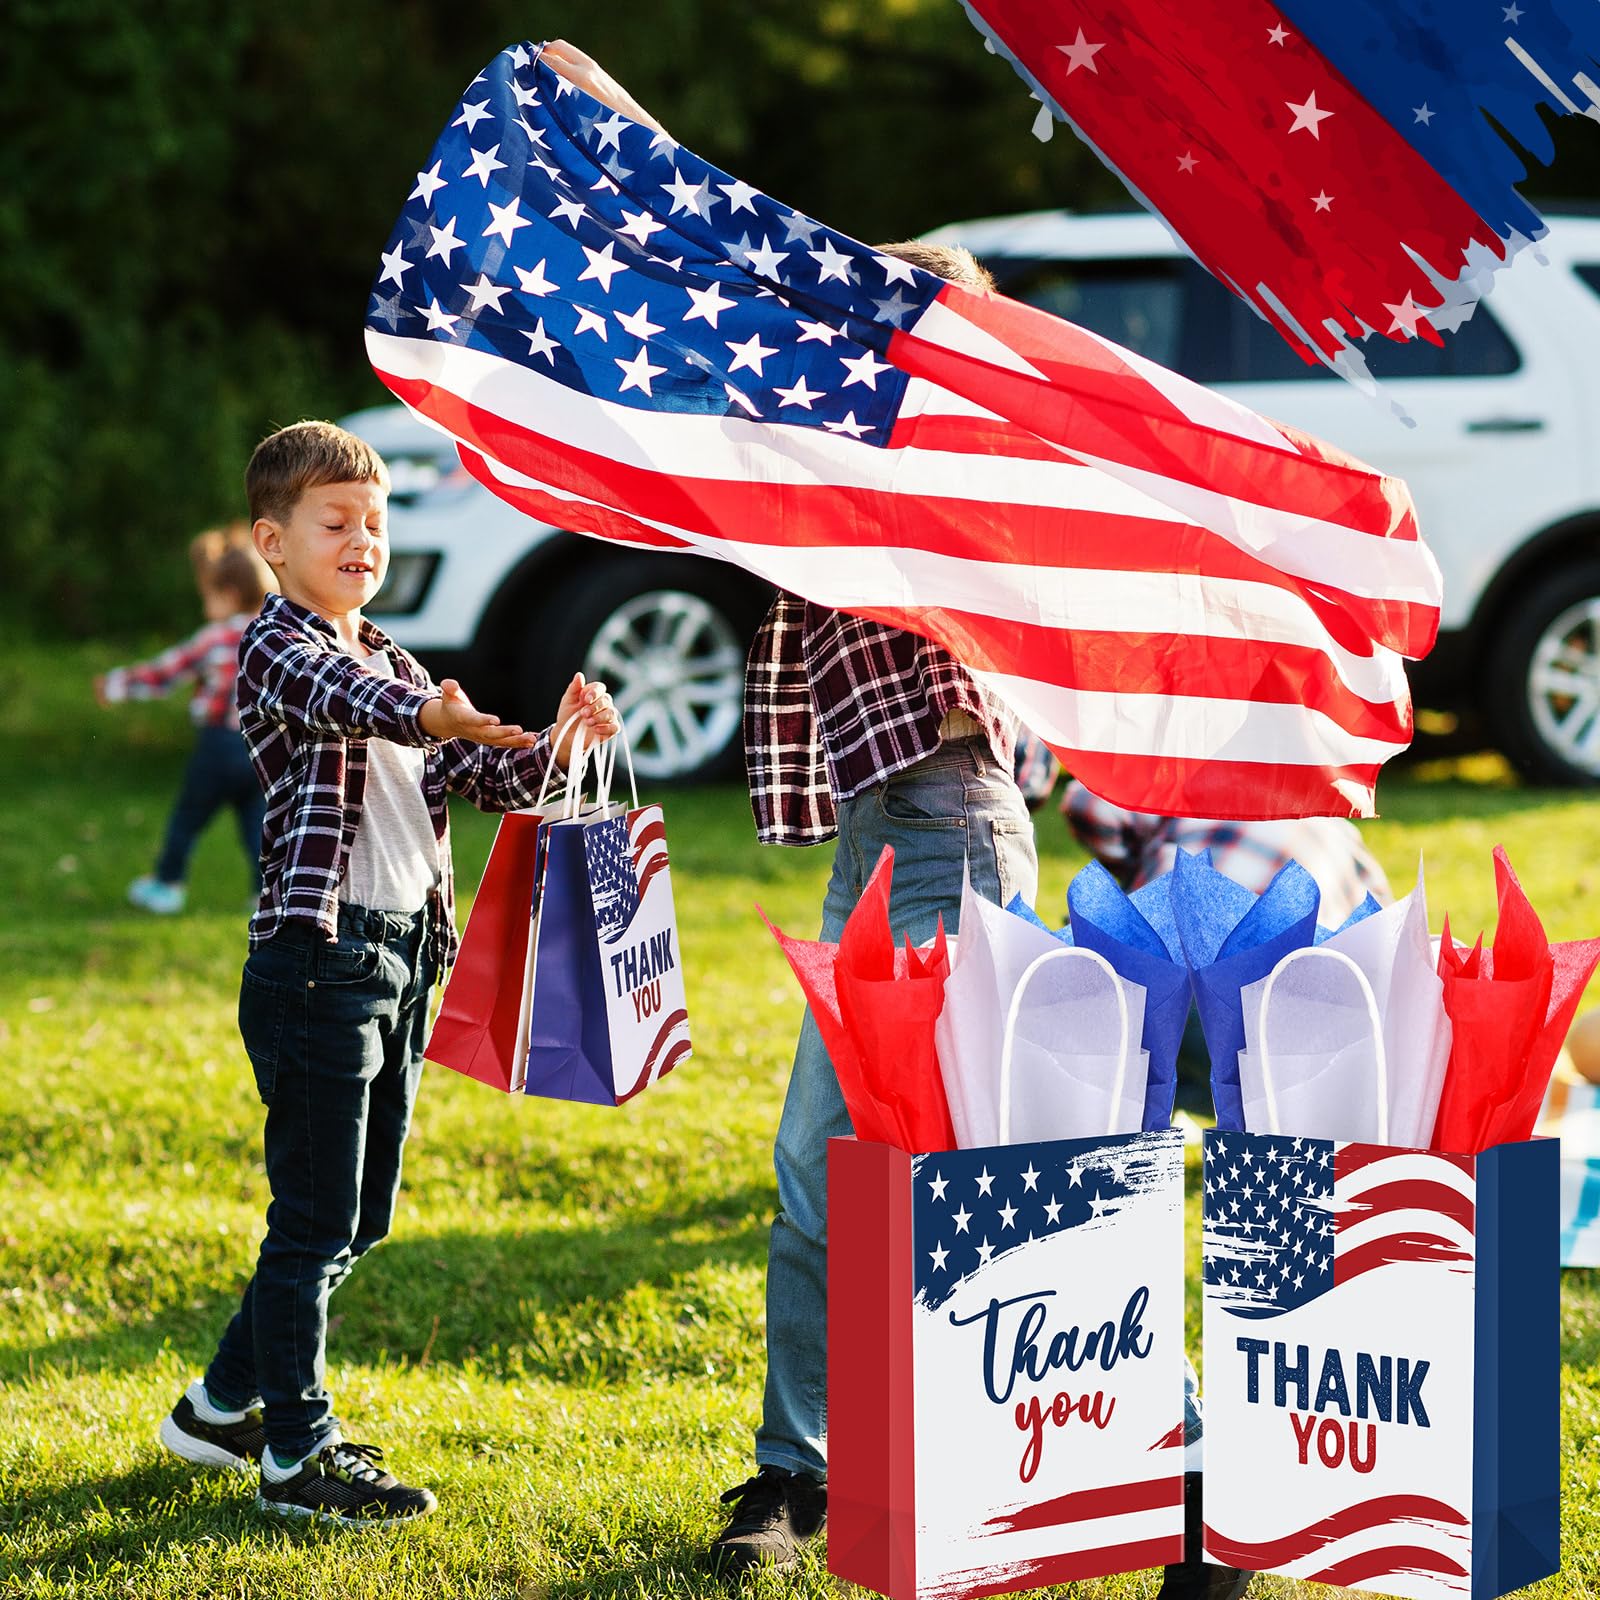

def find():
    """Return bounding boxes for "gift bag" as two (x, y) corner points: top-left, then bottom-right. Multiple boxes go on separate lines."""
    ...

(524, 730), (691, 1105)
(426, 740), (581, 1091)
(829, 1050), (1186, 1595)
(1201, 1120), (1558, 1593)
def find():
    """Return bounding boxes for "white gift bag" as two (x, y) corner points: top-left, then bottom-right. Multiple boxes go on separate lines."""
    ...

(1238, 947), (1389, 1144)
(935, 874), (1064, 1149)
(999, 947), (1151, 1143)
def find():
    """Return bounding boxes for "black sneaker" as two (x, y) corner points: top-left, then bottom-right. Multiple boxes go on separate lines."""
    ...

(256, 1440), (437, 1527)
(708, 1466), (826, 1575)
(1156, 1471), (1253, 1600)
(159, 1381), (267, 1470)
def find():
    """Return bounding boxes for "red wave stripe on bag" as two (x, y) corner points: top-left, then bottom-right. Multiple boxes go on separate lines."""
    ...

(1147, 1420), (1187, 1452)
(1341, 1177), (1476, 1235)
(630, 814), (670, 899)
(1337, 1144), (1475, 1181)
(615, 1009), (691, 1103)
(1204, 1493), (1469, 1569)
(981, 1475), (1184, 1536)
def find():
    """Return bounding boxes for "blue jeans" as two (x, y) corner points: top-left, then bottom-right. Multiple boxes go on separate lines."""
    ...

(203, 904), (435, 1460)
(754, 738), (1039, 1479)
(154, 724), (264, 891)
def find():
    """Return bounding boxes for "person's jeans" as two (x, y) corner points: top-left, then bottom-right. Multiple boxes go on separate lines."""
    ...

(203, 903), (435, 1461)
(753, 738), (1039, 1479)
(154, 724), (265, 891)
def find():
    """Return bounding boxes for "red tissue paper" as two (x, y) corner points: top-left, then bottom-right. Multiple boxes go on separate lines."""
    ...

(763, 844), (956, 1153)
(1430, 846), (1600, 1154)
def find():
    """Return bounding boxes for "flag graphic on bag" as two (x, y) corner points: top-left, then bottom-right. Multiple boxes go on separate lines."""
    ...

(1202, 1136), (1472, 1319)
(588, 810), (670, 943)
(365, 42), (1443, 824)
(1200, 1130), (1558, 1598)
(582, 805), (690, 1097)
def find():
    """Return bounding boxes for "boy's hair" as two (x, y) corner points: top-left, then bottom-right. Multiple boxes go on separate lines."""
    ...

(246, 419), (391, 526)
(191, 522), (277, 610)
(872, 240), (996, 293)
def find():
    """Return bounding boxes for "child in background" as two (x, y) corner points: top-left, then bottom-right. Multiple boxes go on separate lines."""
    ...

(96, 526), (275, 912)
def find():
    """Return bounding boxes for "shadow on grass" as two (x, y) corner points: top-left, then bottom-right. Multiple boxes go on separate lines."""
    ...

(0, 1453), (281, 1567)
(2, 1186), (774, 1387)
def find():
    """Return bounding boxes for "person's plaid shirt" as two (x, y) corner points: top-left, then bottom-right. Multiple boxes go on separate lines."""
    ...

(1062, 780), (1392, 928)
(743, 594), (1016, 846)
(238, 594), (555, 969)
(102, 614), (253, 730)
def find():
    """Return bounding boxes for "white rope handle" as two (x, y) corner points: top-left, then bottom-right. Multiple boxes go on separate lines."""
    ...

(589, 712), (640, 818)
(1257, 947), (1389, 1143)
(534, 714), (583, 813)
(998, 946), (1131, 1144)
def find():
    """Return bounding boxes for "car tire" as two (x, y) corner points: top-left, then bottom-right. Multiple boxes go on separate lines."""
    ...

(515, 554), (768, 785)
(1482, 558), (1600, 786)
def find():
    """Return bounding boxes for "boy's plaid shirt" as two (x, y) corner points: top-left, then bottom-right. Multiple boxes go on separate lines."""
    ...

(102, 615), (252, 730)
(238, 594), (554, 968)
(743, 594), (1016, 846)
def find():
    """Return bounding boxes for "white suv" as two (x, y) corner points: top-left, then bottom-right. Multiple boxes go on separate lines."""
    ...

(354, 210), (1600, 785)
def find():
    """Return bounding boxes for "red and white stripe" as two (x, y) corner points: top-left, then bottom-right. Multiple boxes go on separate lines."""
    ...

(628, 808), (670, 901)
(1334, 1145), (1476, 1288)
(367, 270), (1439, 821)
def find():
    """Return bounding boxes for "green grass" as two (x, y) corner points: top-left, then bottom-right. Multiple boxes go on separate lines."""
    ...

(3, 640), (1598, 1598)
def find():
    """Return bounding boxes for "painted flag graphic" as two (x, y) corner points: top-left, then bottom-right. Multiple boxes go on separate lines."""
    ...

(962, 0), (1600, 380)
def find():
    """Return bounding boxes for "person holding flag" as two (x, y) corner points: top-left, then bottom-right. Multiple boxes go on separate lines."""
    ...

(516, 45), (1250, 1597)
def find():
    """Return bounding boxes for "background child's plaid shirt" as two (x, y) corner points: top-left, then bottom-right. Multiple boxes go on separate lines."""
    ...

(1063, 780), (1392, 927)
(742, 594), (1017, 847)
(102, 615), (253, 730)
(238, 594), (555, 969)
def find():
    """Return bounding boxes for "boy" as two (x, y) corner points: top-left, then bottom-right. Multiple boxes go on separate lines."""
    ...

(96, 525), (275, 912)
(158, 419), (619, 1524)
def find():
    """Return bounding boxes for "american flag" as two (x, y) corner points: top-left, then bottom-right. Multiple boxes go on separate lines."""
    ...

(366, 41), (1443, 822)
(963, 1), (1600, 377)
(584, 809), (668, 945)
(1202, 1134), (1474, 1318)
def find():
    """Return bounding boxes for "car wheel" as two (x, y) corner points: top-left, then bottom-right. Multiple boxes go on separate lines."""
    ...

(517, 555), (764, 784)
(1483, 559), (1600, 786)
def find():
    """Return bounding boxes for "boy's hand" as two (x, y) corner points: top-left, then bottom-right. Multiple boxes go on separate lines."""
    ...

(420, 680), (541, 748)
(541, 40), (669, 136)
(553, 673), (621, 771)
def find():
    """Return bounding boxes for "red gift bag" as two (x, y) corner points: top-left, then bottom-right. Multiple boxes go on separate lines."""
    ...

(426, 810), (547, 1092)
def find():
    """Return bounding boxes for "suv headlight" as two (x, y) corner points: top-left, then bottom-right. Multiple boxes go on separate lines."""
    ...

(369, 552), (440, 616)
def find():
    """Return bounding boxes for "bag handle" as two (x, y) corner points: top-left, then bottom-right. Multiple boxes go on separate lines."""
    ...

(998, 946), (1131, 1145)
(591, 712), (641, 817)
(533, 714), (583, 813)
(1256, 947), (1389, 1144)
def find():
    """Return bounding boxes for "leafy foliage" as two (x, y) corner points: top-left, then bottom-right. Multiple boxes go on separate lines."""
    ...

(3, 0), (1112, 635)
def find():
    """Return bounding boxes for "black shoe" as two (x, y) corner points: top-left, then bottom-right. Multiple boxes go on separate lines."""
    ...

(1156, 1471), (1253, 1600)
(256, 1440), (437, 1527)
(708, 1466), (827, 1575)
(159, 1381), (267, 1470)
